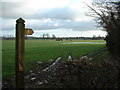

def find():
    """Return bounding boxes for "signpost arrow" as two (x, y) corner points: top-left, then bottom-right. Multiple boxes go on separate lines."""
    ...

(25, 28), (34, 35)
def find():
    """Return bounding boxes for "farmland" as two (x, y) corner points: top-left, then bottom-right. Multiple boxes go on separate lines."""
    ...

(2, 39), (107, 77)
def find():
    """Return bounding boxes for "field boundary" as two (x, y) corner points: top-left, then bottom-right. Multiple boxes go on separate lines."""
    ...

(43, 47), (108, 72)
(78, 47), (107, 60)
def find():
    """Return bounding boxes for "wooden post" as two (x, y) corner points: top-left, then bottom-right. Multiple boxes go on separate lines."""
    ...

(15, 18), (25, 88)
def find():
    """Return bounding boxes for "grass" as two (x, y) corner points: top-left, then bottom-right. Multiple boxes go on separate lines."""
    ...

(91, 51), (109, 63)
(2, 39), (106, 77)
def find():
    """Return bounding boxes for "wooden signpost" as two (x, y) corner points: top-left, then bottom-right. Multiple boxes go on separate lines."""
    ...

(15, 18), (34, 88)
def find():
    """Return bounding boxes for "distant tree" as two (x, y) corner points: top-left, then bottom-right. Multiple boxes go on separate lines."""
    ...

(52, 34), (56, 39)
(46, 33), (50, 38)
(98, 35), (101, 39)
(42, 33), (50, 38)
(42, 33), (46, 39)
(93, 35), (97, 40)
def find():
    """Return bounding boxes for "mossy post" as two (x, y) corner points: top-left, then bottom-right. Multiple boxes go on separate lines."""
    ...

(16, 18), (25, 88)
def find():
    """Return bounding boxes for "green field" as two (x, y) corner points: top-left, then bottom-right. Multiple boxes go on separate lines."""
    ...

(2, 40), (106, 77)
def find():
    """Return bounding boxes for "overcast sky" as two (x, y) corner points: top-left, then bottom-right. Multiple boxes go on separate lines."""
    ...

(1, 0), (106, 37)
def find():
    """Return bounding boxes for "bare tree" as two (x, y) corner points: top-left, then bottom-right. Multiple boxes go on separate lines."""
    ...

(42, 33), (50, 38)
(86, 0), (120, 57)
(52, 34), (56, 39)
(46, 33), (50, 38)
(42, 33), (46, 39)
(92, 35), (97, 40)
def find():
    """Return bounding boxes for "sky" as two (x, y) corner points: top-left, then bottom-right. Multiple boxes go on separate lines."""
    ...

(0, 0), (107, 37)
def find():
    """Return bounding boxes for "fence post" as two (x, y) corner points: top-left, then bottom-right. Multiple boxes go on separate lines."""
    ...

(15, 18), (25, 88)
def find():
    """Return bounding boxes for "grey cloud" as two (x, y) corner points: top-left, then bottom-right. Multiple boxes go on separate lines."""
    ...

(2, 17), (96, 32)
(2, 2), (25, 19)
(2, 2), (76, 20)
(31, 7), (75, 20)
(25, 19), (96, 31)
(2, 2), (97, 32)
(2, 18), (15, 30)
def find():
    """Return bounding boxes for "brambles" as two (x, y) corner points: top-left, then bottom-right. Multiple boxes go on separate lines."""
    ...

(2, 57), (118, 88)
(23, 59), (118, 88)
